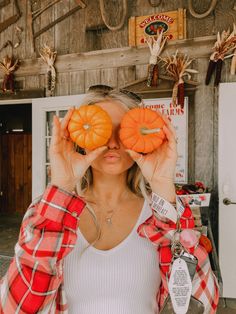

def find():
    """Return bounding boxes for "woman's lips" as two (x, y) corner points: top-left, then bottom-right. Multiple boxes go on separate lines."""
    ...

(103, 154), (120, 161)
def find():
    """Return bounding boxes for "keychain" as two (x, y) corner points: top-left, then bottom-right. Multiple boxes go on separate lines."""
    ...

(160, 216), (204, 314)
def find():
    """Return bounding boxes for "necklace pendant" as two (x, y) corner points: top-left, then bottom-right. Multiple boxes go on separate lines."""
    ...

(106, 217), (112, 225)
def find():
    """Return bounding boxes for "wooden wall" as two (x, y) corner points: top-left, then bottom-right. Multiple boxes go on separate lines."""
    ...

(1, 0), (236, 240)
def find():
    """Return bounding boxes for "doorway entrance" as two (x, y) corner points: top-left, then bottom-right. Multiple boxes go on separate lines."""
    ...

(0, 103), (32, 214)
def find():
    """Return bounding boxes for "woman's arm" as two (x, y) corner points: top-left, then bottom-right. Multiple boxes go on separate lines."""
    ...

(0, 184), (85, 314)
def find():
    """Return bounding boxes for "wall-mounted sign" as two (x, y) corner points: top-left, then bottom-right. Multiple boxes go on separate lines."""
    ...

(129, 9), (186, 47)
(144, 97), (188, 184)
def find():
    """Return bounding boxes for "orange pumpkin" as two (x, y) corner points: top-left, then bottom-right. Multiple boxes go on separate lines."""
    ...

(119, 108), (166, 153)
(68, 105), (113, 150)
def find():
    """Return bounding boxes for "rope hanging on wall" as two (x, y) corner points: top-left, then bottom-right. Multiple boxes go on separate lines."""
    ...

(99, 0), (127, 31)
(188, 0), (217, 19)
(148, 0), (162, 7)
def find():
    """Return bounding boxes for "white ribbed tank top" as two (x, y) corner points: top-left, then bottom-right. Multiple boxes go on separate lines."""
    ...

(64, 199), (161, 314)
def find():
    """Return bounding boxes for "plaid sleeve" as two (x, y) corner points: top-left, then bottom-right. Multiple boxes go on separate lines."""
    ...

(0, 184), (85, 314)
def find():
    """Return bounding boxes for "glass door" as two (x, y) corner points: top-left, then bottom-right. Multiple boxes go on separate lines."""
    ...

(32, 95), (85, 199)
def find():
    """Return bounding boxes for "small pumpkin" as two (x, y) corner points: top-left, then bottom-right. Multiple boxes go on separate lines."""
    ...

(119, 108), (166, 153)
(68, 105), (113, 150)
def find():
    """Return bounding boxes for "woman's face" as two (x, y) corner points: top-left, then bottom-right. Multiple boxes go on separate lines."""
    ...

(85, 100), (135, 175)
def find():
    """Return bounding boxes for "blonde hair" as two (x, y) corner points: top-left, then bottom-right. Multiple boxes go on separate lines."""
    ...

(75, 89), (151, 253)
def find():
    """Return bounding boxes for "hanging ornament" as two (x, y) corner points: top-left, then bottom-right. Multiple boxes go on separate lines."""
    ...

(188, 0), (217, 19)
(40, 44), (57, 96)
(160, 51), (198, 108)
(205, 24), (236, 85)
(99, 0), (127, 31)
(146, 30), (168, 87)
(0, 55), (19, 92)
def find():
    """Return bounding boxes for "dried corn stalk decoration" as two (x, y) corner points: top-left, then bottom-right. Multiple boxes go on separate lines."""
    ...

(230, 48), (236, 75)
(146, 30), (167, 87)
(205, 24), (236, 86)
(0, 55), (19, 92)
(160, 51), (197, 108)
(40, 45), (57, 96)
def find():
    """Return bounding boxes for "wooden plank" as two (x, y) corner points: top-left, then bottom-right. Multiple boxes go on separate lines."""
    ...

(101, 68), (118, 87)
(0, 134), (2, 212)
(129, 17), (136, 47)
(69, 0), (86, 53)
(85, 1), (103, 29)
(25, 75), (40, 89)
(194, 57), (214, 188)
(23, 134), (27, 210)
(135, 64), (148, 80)
(54, 72), (70, 96)
(39, 0), (55, 52)
(3, 36), (216, 77)
(70, 71), (85, 95)
(15, 134), (24, 212)
(9, 135), (15, 212)
(0, 0), (14, 60)
(26, 0), (35, 56)
(13, 0), (26, 59)
(31, 0), (41, 54)
(27, 134), (32, 206)
(0, 89), (44, 100)
(117, 66), (136, 88)
(85, 69), (101, 91)
(54, 1), (72, 55)
(23, 134), (32, 210)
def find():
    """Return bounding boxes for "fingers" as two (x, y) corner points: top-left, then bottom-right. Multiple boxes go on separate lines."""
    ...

(125, 149), (144, 167)
(84, 146), (108, 165)
(161, 115), (177, 145)
(51, 115), (61, 150)
(61, 107), (74, 130)
(61, 107), (74, 137)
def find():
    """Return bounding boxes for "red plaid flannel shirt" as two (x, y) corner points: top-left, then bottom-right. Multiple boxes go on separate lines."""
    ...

(0, 185), (219, 313)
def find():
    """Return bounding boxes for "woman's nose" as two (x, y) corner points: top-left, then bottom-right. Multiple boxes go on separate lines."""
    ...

(107, 130), (120, 149)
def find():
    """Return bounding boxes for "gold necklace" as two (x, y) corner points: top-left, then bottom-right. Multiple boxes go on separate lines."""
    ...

(86, 190), (130, 226)
(103, 208), (119, 225)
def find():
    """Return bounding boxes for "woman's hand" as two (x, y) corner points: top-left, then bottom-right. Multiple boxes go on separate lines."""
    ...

(126, 115), (178, 201)
(49, 108), (107, 193)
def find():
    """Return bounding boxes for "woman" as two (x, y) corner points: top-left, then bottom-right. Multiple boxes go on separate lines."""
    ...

(0, 87), (218, 313)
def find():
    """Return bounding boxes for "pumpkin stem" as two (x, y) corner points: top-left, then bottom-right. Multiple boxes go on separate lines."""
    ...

(83, 123), (90, 130)
(140, 127), (161, 135)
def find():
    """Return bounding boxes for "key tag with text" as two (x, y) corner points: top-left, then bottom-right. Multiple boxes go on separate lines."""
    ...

(168, 254), (192, 314)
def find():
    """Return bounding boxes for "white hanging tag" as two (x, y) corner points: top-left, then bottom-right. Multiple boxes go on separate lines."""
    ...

(151, 193), (177, 223)
(168, 257), (192, 314)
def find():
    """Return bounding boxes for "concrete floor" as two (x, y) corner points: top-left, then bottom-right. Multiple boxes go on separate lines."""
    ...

(0, 213), (236, 313)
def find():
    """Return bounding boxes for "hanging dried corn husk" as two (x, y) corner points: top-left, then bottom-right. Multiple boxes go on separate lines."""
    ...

(40, 44), (57, 96)
(0, 55), (19, 92)
(206, 24), (236, 85)
(160, 51), (197, 108)
(146, 30), (167, 87)
(230, 48), (236, 75)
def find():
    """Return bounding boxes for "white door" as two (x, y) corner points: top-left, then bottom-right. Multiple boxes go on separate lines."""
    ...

(32, 94), (85, 199)
(219, 82), (236, 298)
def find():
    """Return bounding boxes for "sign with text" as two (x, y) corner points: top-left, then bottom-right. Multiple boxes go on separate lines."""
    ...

(144, 97), (188, 183)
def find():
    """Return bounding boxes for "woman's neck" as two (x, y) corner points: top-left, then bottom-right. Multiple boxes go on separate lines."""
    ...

(86, 171), (134, 205)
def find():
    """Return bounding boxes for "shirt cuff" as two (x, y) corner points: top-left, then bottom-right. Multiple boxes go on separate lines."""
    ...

(37, 184), (86, 229)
